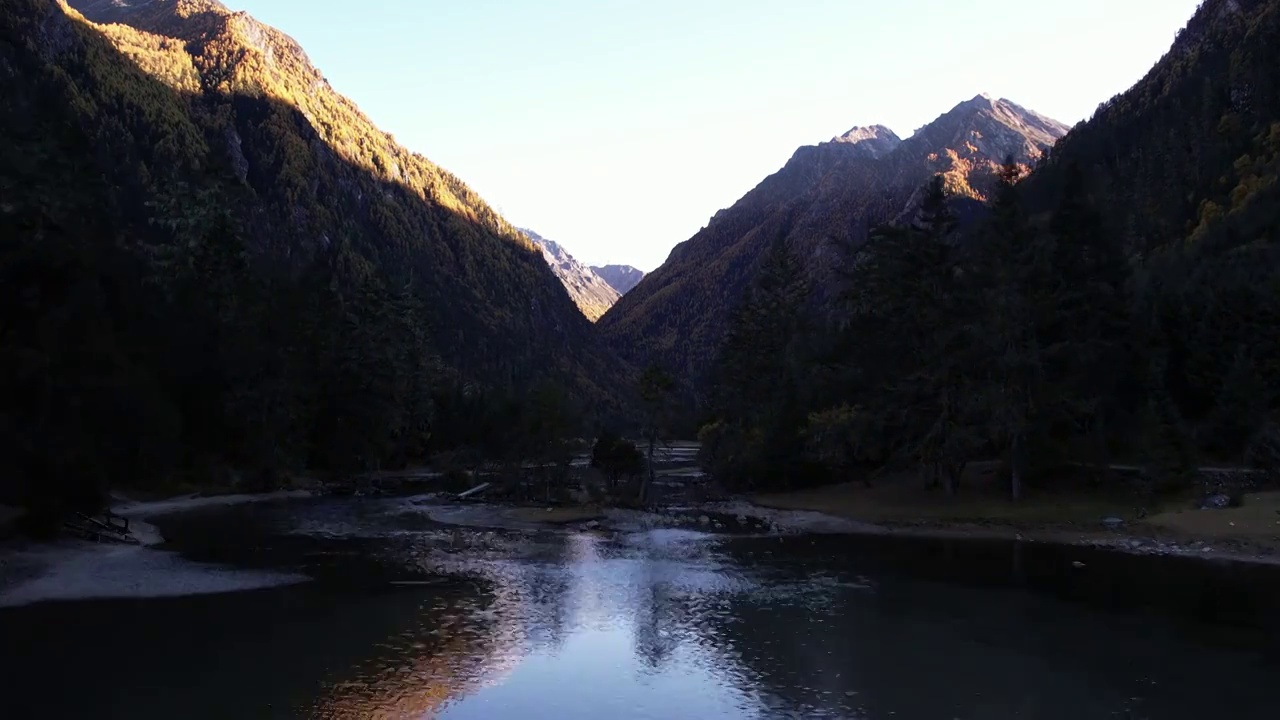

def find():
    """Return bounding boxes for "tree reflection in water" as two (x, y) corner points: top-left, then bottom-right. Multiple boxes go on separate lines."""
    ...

(4, 502), (1278, 720)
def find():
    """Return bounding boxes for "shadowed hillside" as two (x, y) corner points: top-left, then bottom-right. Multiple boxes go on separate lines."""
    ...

(599, 95), (1068, 387)
(0, 0), (627, 517)
(695, 0), (1280, 500)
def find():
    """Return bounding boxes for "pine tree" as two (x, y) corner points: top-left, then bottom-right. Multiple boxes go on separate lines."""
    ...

(839, 177), (980, 495)
(975, 157), (1042, 501)
(638, 363), (675, 504)
(712, 235), (809, 416)
(915, 174), (958, 240)
(1038, 161), (1133, 472)
(705, 233), (812, 488)
(1140, 356), (1198, 497)
(1202, 346), (1267, 459)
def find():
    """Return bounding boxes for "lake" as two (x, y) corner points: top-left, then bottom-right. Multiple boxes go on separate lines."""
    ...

(1, 495), (1277, 719)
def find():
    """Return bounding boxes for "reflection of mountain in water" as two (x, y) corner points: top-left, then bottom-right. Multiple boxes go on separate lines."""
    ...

(308, 589), (525, 718)
(283, 510), (1280, 719)
(311, 529), (763, 718)
(6, 500), (1279, 720)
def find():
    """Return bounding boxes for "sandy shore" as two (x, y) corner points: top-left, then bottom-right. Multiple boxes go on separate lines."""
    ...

(0, 490), (314, 608)
(110, 488), (313, 518)
(6, 480), (1278, 608)
(421, 491), (1280, 568)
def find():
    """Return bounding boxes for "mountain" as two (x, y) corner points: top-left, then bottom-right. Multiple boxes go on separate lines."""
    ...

(598, 95), (1069, 384)
(1018, 0), (1280, 257)
(0, 0), (623, 508)
(590, 265), (645, 296)
(696, 0), (1280, 493)
(519, 228), (619, 321)
(1011, 0), (1280, 447)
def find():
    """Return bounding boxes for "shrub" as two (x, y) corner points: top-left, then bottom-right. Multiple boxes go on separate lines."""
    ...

(590, 430), (643, 489)
(696, 420), (760, 489)
(1139, 396), (1198, 497)
(1246, 421), (1280, 487)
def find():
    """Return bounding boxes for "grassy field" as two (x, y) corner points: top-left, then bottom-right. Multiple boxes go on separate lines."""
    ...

(1144, 492), (1280, 538)
(753, 462), (1280, 551)
(755, 462), (1140, 528)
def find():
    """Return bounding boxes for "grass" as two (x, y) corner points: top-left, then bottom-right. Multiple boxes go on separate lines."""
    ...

(753, 463), (1280, 555)
(754, 462), (1141, 529)
(1144, 491), (1280, 539)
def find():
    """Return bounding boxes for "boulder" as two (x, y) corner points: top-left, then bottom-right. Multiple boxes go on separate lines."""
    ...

(1200, 493), (1231, 510)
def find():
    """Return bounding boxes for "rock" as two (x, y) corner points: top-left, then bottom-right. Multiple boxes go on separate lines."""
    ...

(1200, 493), (1231, 510)
(1072, 561), (1086, 569)
(1101, 517), (1125, 530)
(698, 515), (710, 526)
(521, 228), (620, 321)
(583, 520), (601, 530)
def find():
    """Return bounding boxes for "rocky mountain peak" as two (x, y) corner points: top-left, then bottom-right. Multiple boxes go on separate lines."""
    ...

(601, 93), (1071, 376)
(591, 265), (646, 296)
(519, 229), (621, 322)
(890, 95), (1069, 202)
(830, 124), (902, 158)
(959, 92), (996, 109)
(912, 95), (1069, 165)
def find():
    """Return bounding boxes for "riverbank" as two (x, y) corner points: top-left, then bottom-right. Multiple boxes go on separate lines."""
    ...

(7, 473), (1279, 609)
(0, 490), (315, 608)
(752, 479), (1280, 565)
(111, 488), (315, 519)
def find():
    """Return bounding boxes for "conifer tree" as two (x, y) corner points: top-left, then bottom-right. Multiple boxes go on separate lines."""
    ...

(975, 157), (1041, 501)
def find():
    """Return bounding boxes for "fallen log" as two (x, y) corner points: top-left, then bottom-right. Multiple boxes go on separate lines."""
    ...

(455, 482), (492, 501)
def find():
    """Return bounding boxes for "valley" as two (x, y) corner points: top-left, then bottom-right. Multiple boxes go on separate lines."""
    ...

(3, 0), (1280, 717)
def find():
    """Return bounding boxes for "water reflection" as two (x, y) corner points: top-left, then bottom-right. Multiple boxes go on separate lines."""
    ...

(1, 501), (1278, 719)
(305, 530), (773, 719)
(308, 594), (518, 718)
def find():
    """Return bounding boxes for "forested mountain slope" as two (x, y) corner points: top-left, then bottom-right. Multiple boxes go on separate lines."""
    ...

(1018, 0), (1280, 464)
(0, 0), (622, 515)
(599, 96), (1067, 386)
(699, 0), (1280, 496)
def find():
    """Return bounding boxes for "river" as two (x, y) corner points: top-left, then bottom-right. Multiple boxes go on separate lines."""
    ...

(1, 495), (1277, 719)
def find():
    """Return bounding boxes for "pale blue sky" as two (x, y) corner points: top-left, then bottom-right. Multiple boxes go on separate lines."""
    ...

(227, 0), (1201, 271)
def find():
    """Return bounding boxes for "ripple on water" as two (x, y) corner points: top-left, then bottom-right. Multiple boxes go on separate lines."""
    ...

(31, 497), (1270, 720)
